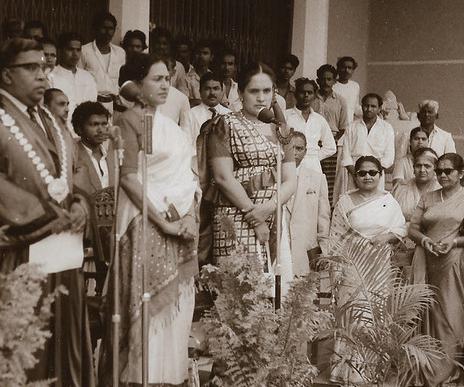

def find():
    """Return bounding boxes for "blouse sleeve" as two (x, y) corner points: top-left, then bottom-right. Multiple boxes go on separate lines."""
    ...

(206, 116), (232, 159)
(116, 112), (141, 176)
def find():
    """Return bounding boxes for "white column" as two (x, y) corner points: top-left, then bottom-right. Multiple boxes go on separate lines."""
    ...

(109, 0), (150, 46)
(291, 0), (330, 79)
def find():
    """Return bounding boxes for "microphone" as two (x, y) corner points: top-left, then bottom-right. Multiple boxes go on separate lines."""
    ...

(119, 81), (145, 107)
(257, 107), (280, 125)
(257, 107), (294, 145)
(109, 125), (125, 165)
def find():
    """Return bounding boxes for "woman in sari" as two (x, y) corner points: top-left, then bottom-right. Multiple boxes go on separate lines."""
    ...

(99, 53), (199, 386)
(199, 62), (296, 293)
(409, 153), (464, 386)
(392, 127), (429, 188)
(392, 147), (440, 222)
(329, 155), (407, 385)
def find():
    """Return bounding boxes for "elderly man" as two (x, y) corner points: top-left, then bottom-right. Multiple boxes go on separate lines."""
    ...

(417, 99), (455, 156)
(0, 38), (94, 386)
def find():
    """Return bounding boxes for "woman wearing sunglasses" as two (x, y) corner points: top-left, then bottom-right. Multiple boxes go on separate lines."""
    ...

(328, 155), (407, 385)
(408, 153), (464, 386)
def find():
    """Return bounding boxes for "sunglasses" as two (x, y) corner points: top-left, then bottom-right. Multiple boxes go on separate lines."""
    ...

(356, 169), (380, 177)
(435, 168), (456, 176)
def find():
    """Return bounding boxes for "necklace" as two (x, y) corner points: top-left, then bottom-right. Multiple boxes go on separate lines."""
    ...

(0, 106), (69, 203)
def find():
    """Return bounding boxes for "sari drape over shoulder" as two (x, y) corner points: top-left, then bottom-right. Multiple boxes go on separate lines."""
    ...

(409, 188), (464, 386)
(99, 109), (199, 386)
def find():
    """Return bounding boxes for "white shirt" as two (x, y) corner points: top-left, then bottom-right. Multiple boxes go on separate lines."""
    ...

(80, 41), (125, 95)
(171, 60), (189, 96)
(285, 107), (336, 173)
(342, 117), (395, 168)
(333, 80), (361, 123)
(82, 143), (109, 188)
(221, 79), (241, 112)
(49, 65), (97, 125)
(189, 102), (231, 147)
(427, 124), (456, 156)
(159, 86), (192, 135)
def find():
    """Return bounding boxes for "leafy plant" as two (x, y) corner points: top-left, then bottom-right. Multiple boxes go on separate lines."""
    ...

(0, 264), (63, 387)
(200, 244), (332, 387)
(323, 234), (447, 386)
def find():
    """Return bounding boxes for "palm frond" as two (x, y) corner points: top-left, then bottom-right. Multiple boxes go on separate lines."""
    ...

(388, 284), (435, 326)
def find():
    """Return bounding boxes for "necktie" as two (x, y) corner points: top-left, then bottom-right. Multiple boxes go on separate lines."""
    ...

(209, 107), (217, 118)
(27, 107), (40, 126)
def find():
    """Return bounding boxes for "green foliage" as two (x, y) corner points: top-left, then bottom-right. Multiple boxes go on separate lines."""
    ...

(0, 264), (62, 387)
(323, 235), (447, 386)
(200, 246), (332, 387)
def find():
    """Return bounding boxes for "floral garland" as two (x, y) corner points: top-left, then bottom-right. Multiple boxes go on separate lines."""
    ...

(0, 106), (69, 203)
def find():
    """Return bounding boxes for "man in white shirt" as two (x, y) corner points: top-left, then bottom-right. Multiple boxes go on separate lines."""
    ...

(285, 78), (336, 173)
(49, 32), (97, 128)
(219, 49), (241, 112)
(417, 99), (455, 156)
(159, 57), (192, 135)
(189, 72), (230, 148)
(337, 93), (395, 201)
(333, 56), (361, 123)
(80, 12), (125, 108)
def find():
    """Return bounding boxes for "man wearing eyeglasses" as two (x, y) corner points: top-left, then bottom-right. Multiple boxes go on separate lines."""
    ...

(0, 38), (95, 386)
(336, 93), (395, 203)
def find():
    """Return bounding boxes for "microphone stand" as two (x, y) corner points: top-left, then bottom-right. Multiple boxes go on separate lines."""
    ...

(140, 109), (153, 387)
(257, 104), (293, 311)
(112, 132), (124, 387)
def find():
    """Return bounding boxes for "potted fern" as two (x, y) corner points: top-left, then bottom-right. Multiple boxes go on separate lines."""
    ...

(199, 239), (332, 386)
(0, 264), (61, 387)
(322, 235), (448, 386)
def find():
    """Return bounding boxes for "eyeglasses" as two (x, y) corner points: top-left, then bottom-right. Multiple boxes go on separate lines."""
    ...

(356, 169), (380, 177)
(7, 62), (47, 74)
(435, 168), (456, 176)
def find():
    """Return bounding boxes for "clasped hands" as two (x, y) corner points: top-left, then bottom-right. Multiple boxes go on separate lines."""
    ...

(50, 202), (86, 234)
(422, 237), (455, 256)
(243, 201), (275, 243)
(162, 214), (196, 240)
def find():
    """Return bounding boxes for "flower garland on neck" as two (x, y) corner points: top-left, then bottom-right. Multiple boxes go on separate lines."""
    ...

(0, 106), (69, 203)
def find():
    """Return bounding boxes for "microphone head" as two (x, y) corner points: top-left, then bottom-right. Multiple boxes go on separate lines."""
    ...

(257, 107), (276, 124)
(109, 125), (124, 149)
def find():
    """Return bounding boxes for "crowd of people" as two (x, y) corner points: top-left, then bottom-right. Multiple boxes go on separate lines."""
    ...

(1, 9), (463, 387)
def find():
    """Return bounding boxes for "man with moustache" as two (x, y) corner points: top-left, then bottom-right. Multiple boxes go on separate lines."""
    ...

(338, 93), (395, 198)
(43, 87), (77, 138)
(0, 38), (95, 386)
(189, 71), (230, 149)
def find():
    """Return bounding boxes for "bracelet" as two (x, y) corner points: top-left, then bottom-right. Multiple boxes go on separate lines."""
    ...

(453, 238), (458, 248)
(184, 213), (195, 220)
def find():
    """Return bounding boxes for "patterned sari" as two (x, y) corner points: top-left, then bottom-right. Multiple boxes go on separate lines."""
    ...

(410, 188), (464, 386)
(200, 111), (294, 262)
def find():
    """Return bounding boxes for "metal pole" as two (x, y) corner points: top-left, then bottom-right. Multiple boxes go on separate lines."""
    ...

(274, 133), (282, 310)
(112, 135), (123, 387)
(141, 112), (153, 387)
